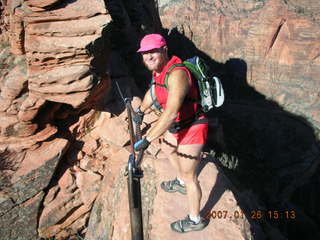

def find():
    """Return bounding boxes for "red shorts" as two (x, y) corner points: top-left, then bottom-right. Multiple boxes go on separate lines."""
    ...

(172, 122), (208, 145)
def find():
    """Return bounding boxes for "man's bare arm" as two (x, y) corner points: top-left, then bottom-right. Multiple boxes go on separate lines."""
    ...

(139, 88), (153, 112)
(146, 69), (190, 142)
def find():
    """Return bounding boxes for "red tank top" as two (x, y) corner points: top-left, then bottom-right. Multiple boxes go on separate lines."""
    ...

(153, 56), (201, 123)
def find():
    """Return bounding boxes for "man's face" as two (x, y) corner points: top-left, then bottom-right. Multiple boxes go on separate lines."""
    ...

(141, 47), (168, 73)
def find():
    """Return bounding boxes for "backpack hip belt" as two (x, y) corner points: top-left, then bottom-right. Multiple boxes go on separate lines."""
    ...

(168, 110), (208, 134)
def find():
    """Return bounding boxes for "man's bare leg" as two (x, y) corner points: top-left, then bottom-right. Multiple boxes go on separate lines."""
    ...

(163, 131), (181, 179)
(176, 144), (203, 217)
(170, 143), (208, 233)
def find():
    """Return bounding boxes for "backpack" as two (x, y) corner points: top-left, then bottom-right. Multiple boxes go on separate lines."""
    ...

(150, 56), (225, 112)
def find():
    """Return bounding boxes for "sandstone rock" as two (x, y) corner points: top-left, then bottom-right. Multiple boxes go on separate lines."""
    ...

(43, 185), (60, 207)
(52, 210), (90, 239)
(89, 111), (112, 138)
(39, 164), (102, 238)
(75, 170), (102, 206)
(79, 154), (106, 174)
(143, 110), (159, 126)
(0, 96), (12, 112)
(159, 0), (320, 133)
(149, 157), (253, 240)
(9, 7), (25, 55)
(81, 136), (99, 155)
(285, 0), (320, 23)
(106, 156), (157, 240)
(3, 71), (27, 95)
(5, 95), (27, 115)
(77, 150), (85, 160)
(0, 63), (27, 105)
(31, 89), (91, 108)
(79, 154), (93, 170)
(81, 74), (112, 110)
(69, 109), (100, 137)
(10, 137), (69, 203)
(17, 94), (46, 122)
(58, 168), (76, 193)
(107, 181), (131, 240)
(25, 34), (95, 64)
(26, 14), (109, 37)
(0, 113), (19, 137)
(29, 65), (93, 94)
(0, 0), (114, 238)
(20, 0), (112, 110)
(24, 0), (107, 23)
(94, 141), (122, 162)
(85, 147), (130, 240)
(0, 191), (45, 240)
(38, 189), (83, 238)
(98, 115), (130, 147)
(0, 193), (15, 216)
(12, 121), (38, 137)
(85, 150), (254, 239)
(64, 146), (82, 166)
(0, 150), (26, 185)
(23, 0), (111, 71)
(0, 124), (58, 151)
(25, 0), (62, 9)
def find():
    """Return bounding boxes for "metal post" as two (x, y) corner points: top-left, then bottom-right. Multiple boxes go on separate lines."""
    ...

(115, 81), (144, 240)
(127, 155), (144, 240)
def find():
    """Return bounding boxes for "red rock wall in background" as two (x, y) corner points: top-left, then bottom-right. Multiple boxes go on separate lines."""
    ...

(0, 0), (161, 239)
(0, 0), (113, 239)
(0, 0), (112, 144)
(159, 0), (320, 134)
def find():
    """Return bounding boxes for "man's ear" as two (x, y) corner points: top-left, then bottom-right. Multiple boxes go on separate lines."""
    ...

(162, 46), (168, 53)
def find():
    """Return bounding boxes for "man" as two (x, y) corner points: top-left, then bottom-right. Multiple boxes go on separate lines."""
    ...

(133, 34), (209, 233)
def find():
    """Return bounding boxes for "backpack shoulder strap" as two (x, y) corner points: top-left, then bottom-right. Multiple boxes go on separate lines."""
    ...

(150, 77), (163, 111)
(164, 63), (185, 89)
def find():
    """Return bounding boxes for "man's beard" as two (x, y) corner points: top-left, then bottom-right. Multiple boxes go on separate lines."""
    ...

(144, 60), (165, 73)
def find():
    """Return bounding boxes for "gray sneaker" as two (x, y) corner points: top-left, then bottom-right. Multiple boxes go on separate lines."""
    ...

(171, 215), (209, 233)
(160, 178), (187, 195)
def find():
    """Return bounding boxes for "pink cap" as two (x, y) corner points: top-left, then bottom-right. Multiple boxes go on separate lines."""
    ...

(137, 34), (167, 52)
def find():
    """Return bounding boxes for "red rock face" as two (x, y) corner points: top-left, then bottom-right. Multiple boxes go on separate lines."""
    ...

(159, 0), (320, 132)
(0, 0), (155, 237)
(23, 0), (111, 108)
(0, 0), (112, 142)
(0, 0), (113, 239)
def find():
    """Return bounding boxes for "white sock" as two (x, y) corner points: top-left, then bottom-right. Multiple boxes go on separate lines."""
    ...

(189, 215), (201, 224)
(177, 178), (185, 186)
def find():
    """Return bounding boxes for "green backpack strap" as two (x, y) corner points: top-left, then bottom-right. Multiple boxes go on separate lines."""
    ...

(150, 77), (163, 112)
(164, 63), (185, 89)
